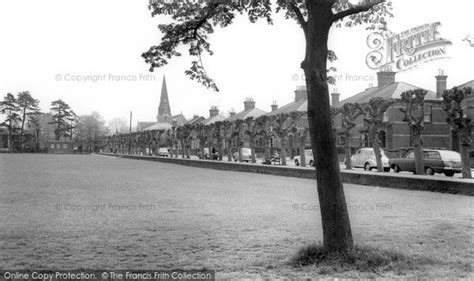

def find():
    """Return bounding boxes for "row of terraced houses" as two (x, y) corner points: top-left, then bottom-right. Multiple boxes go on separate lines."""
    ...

(134, 71), (473, 159)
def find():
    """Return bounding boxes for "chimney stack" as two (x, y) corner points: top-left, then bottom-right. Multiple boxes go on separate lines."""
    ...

(244, 97), (256, 111)
(229, 110), (236, 117)
(331, 89), (340, 106)
(377, 70), (396, 87)
(435, 69), (448, 98)
(209, 106), (219, 118)
(294, 85), (307, 101)
(271, 101), (278, 112)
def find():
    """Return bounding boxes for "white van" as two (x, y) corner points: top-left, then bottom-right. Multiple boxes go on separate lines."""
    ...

(294, 149), (315, 166)
(233, 147), (252, 162)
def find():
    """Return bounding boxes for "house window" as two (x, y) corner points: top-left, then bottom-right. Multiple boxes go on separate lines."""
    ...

(379, 131), (386, 148)
(50, 144), (55, 149)
(63, 144), (68, 149)
(338, 135), (345, 145)
(361, 133), (371, 148)
(383, 111), (389, 122)
(424, 105), (432, 123)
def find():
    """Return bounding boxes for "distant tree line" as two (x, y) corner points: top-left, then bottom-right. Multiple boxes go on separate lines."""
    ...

(0, 93), (112, 153)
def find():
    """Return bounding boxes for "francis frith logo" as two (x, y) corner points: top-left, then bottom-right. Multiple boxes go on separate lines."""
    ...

(366, 22), (451, 72)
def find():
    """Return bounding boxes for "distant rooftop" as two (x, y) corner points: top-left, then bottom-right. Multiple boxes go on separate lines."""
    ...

(333, 82), (438, 107)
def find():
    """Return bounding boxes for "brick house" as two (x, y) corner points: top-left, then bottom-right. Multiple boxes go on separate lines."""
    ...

(225, 98), (267, 150)
(265, 86), (310, 158)
(453, 80), (474, 155)
(332, 71), (452, 152)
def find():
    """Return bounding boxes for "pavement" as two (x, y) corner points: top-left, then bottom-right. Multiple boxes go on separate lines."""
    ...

(163, 154), (474, 180)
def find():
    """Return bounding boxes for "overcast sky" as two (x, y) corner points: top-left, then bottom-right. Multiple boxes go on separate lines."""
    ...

(0, 0), (473, 124)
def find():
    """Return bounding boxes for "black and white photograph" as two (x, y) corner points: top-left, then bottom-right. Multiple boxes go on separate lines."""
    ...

(0, 0), (473, 279)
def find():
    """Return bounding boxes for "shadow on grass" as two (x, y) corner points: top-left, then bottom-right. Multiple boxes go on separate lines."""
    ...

(290, 244), (442, 275)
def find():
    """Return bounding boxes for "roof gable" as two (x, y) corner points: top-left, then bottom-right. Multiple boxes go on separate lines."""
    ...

(226, 108), (267, 122)
(137, 122), (156, 131)
(202, 114), (226, 125)
(143, 122), (172, 131)
(458, 80), (474, 89)
(335, 82), (438, 107)
(172, 114), (187, 126)
(267, 98), (307, 116)
(186, 116), (205, 125)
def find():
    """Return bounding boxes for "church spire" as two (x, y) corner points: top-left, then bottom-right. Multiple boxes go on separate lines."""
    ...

(157, 75), (171, 122)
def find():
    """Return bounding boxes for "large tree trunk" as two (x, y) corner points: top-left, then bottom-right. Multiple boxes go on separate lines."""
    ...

(250, 136), (256, 163)
(19, 110), (26, 153)
(344, 134), (352, 170)
(226, 140), (232, 162)
(280, 137), (287, 166)
(238, 139), (242, 162)
(34, 128), (40, 151)
(218, 138), (223, 161)
(208, 142), (212, 160)
(227, 143), (232, 162)
(56, 118), (61, 141)
(304, 12), (353, 253)
(460, 130), (472, 178)
(8, 120), (12, 152)
(289, 136), (294, 160)
(181, 139), (185, 158)
(370, 127), (383, 172)
(264, 136), (271, 160)
(300, 133), (306, 167)
(200, 140), (205, 158)
(174, 139), (178, 158)
(413, 132), (425, 175)
(186, 141), (190, 159)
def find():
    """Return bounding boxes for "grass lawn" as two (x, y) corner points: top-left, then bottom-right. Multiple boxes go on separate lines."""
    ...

(0, 154), (472, 279)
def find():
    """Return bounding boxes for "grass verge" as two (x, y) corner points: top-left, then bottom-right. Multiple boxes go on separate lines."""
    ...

(290, 244), (468, 276)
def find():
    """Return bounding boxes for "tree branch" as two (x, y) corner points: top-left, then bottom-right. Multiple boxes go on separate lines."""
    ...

(289, 2), (307, 33)
(332, 0), (385, 22)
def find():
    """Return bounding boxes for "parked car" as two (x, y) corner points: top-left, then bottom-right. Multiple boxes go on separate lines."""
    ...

(294, 149), (315, 167)
(210, 151), (219, 160)
(389, 149), (462, 176)
(0, 147), (10, 153)
(351, 148), (390, 172)
(198, 148), (219, 160)
(233, 147), (252, 162)
(157, 147), (170, 157)
(262, 151), (280, 165)
(198, 148), (210, 159)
